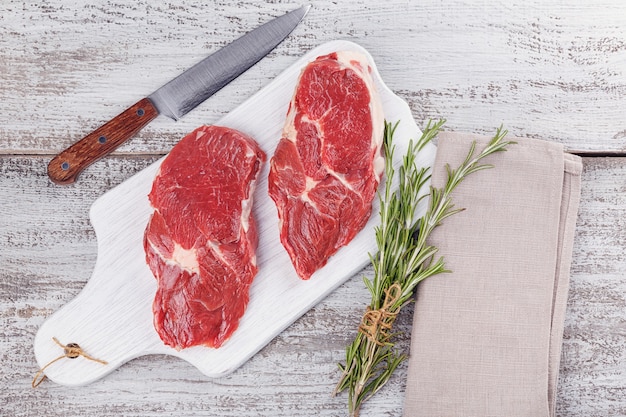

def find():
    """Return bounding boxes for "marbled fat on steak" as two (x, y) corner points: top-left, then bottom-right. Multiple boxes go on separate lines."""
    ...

(268, 51), (385, 280)
(144, 125), (266, 349)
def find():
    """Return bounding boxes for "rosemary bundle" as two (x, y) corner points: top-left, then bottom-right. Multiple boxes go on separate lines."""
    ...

(333, 120), (514, 416)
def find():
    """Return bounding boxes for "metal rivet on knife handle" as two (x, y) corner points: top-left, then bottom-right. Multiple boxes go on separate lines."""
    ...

(47, 98), (159, 185)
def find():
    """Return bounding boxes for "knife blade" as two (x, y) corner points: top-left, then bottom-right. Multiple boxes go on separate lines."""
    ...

(47, 5), (310, 185)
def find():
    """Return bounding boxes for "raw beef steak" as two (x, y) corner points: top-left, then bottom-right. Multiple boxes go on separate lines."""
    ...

(268, 51), (385, 280)
(144, 125), (266, 349)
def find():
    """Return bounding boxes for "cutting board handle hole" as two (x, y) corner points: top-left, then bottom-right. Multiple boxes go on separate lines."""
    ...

(32, 338), (108, 388)
(65, 343), (81, 358)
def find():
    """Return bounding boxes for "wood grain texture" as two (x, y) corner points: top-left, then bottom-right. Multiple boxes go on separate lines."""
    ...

(47, 98), (158, 184)
(2, 0), (626, 416)
(1, 0), (625, 157)
(2, 155), (626, 416)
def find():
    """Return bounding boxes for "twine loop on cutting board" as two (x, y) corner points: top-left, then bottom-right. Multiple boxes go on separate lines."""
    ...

(32, 337), (108, 388)
(358, 283), (402, 346)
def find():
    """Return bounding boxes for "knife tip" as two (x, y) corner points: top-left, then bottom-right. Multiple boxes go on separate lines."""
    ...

(297, 4), (312, 17)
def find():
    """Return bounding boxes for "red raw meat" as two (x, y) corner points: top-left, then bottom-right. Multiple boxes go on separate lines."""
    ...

(268, 51), (385, 280)
(144, 125), (266, 349)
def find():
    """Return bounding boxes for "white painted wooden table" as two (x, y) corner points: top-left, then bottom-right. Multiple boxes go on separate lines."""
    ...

(1, 1), (625, 415)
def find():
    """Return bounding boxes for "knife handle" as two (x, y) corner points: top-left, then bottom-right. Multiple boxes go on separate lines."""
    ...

(47, 98), (159, 185)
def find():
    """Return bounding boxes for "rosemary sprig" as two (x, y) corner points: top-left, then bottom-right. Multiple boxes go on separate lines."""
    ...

(333, 120), (514, 416)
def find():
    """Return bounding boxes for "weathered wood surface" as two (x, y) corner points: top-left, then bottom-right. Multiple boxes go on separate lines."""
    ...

(1, 0), (625, 155)
(1, 0), (626, 416)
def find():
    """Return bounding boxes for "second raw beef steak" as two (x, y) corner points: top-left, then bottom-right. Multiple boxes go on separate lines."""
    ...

(268, 51), (385, 280)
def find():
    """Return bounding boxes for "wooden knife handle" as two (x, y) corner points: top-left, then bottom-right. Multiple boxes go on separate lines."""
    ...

(47, 98), (159, 185)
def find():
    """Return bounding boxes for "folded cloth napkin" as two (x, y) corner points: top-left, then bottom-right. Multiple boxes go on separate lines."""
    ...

(403, 132), (582, 417)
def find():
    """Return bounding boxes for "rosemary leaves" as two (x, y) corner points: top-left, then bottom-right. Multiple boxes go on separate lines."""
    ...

(333, 120), (514, 416)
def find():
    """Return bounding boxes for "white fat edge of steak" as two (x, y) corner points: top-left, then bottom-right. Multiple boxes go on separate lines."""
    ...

(335, 50), (385, 180)
(239, 178), (261, 268)
(210, 142), (263, 268)
(239, 144), (263, 267)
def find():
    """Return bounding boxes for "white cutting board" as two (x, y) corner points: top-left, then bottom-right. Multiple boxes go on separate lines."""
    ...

(34, 40), (437, 386)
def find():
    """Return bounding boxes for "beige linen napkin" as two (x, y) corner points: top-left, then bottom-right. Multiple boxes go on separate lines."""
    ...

(403, 132), (582, 417)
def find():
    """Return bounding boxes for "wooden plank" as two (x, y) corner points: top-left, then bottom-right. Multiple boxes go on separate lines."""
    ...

(2, 0), (626, 415)
(558, 157), (626, 416)
(1, 0), (625, 154)
(2, 155), (626, 416)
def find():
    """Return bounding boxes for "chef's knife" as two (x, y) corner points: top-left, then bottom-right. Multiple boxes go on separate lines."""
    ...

(48, 5), (310, 185)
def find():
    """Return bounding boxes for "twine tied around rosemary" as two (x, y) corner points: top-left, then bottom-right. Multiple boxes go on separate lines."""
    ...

(358, 282), (402, 346)
(32, 337), (108, 388)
